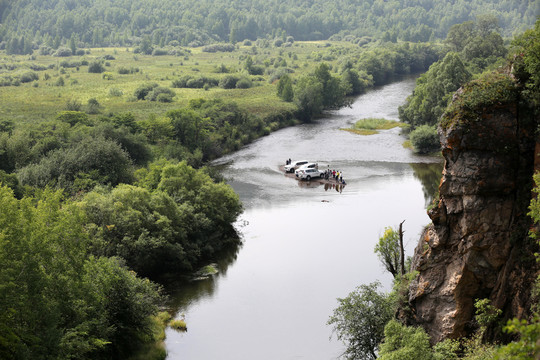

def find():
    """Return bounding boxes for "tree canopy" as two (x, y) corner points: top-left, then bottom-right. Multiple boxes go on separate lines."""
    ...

(0, 0), (537, 50)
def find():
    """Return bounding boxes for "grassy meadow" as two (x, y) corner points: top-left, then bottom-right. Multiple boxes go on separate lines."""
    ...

(0, 41), (360, 125)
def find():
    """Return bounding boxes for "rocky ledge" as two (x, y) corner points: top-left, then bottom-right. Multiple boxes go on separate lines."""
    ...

(407, 72), (538, 343)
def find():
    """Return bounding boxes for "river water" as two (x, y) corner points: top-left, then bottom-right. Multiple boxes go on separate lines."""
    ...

(164, 76), (442, 359)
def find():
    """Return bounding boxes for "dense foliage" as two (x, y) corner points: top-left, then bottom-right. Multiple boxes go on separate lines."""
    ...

(0, 186), (162, 359)
(0, 0), (536, 50)
(81, 161), (242, 277)
(399, 16), (510, 130)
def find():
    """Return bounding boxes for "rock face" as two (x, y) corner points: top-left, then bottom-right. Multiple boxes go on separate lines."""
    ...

(407, 74), (538, 343)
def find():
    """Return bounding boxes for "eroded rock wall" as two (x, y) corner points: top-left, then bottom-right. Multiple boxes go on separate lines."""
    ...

(407, 75), (538, 343)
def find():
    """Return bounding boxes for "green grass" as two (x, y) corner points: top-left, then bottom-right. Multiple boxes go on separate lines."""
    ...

(0, 41), (360, 125)
(170, 319), (187, 332)
(340, 117), (405, 135)
(127, 311), (171, 360)
(352, 117), (405, 130)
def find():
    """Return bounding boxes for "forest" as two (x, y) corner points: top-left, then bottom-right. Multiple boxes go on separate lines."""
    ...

(0, 0), (539, 358)
(0, 0), (538, 52)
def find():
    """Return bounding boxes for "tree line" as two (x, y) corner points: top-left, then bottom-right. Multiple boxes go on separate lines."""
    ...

(398, 16), (510, 153)
(0, 0), (537, 51)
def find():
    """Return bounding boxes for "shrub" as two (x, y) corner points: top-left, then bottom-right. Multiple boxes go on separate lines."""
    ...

(134, 83), (159, 100)
(19, 71), (38, 83)
(409, 125), (440, 154)
(108, 88), (123, 97)
(236, 77), (252, 89)
(156, 93), (173, 102)
(146, 87), (175, 102)
(219, 75), (239, 89)
(53, 47), (72, 57)
(55, 76), (65, 86)
(202, 43), (235, 53)
(169, 319), (187, 331)
(102, 72), (114, 80)
(88, 61), (105, 73)
(65, 99), (82, 111)
(56, 111), (89, 126)
(152, 48), (168, 56)
(86, 98), (101, 114)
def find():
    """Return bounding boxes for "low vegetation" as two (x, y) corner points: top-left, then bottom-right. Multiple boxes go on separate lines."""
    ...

(342, 118), (405, 135)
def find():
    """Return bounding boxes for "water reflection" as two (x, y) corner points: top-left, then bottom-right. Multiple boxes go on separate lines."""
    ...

(161, 242), (242, 314)
(410, 162), (444, 207)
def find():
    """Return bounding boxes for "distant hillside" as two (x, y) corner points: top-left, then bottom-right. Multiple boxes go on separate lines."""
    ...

(0, 0), (538, 49)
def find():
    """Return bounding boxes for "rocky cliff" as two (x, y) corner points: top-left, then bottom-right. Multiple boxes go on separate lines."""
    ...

(407, 72), (539, 343)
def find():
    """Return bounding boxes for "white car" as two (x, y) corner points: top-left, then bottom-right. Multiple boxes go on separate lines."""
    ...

(297, 168), (324, 181)
(295, 162), (318, 176)
(284, 160), (309, 173)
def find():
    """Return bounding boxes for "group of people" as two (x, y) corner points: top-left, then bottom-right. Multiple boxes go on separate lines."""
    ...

(323, 168), (346, 184)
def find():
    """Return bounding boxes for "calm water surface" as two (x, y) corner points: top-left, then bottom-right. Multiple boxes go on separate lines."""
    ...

(164, 76), (442, 359)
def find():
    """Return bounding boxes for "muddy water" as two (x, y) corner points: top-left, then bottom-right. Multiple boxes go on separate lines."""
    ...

(164, 76), (443, 359)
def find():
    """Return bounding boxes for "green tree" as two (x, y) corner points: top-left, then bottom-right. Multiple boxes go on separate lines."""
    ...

(0, 186), (161, 359)
(409, 125), (440, 154)
(513, 18), (540, 105)
(378, 320), (433, 360)
(294, 75), (323, 121)
(374, 226), (401, 278)
(277, 74), (294, 102)
(399, 52), (471, 127)
(328, 281), (394, 360)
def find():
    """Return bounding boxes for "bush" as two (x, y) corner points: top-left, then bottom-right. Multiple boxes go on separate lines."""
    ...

(236, 77), (252, 89)
(152, 48), (168, 56)
(108, 88), (123, 97)
(65, 99), (82, 111)
(56, 111), (90, 126)
(88, 61), (105, 73)
(378, 320), (433, 360)
(202, 43), (235, 53)
(134, 83), (159, 100)
(156, 93), (173, 102)
(53, 47), (72, 57)
(409, 125), (440, 154)
(19, 71), (38, 83)
(219, 75), (239, 89)
(146, 87), (175, 102)
(86, 98), (101, 114)
(17, 136), (134, 191)
(55, 76), (65, 86)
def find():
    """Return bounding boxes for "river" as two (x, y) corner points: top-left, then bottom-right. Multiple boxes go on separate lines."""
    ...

(164, 76), (443, 359)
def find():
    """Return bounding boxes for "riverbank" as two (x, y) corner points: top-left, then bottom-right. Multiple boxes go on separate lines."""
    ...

(164, 76), (443, 360)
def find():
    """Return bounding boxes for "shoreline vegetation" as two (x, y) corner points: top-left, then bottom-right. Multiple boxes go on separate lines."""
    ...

(341, 117), (407, 135)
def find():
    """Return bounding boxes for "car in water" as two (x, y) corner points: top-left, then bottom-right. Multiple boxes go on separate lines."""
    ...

(296, 168), (324, 181)
(295, 162), (318, 176)
(284, 160), (309, 173)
